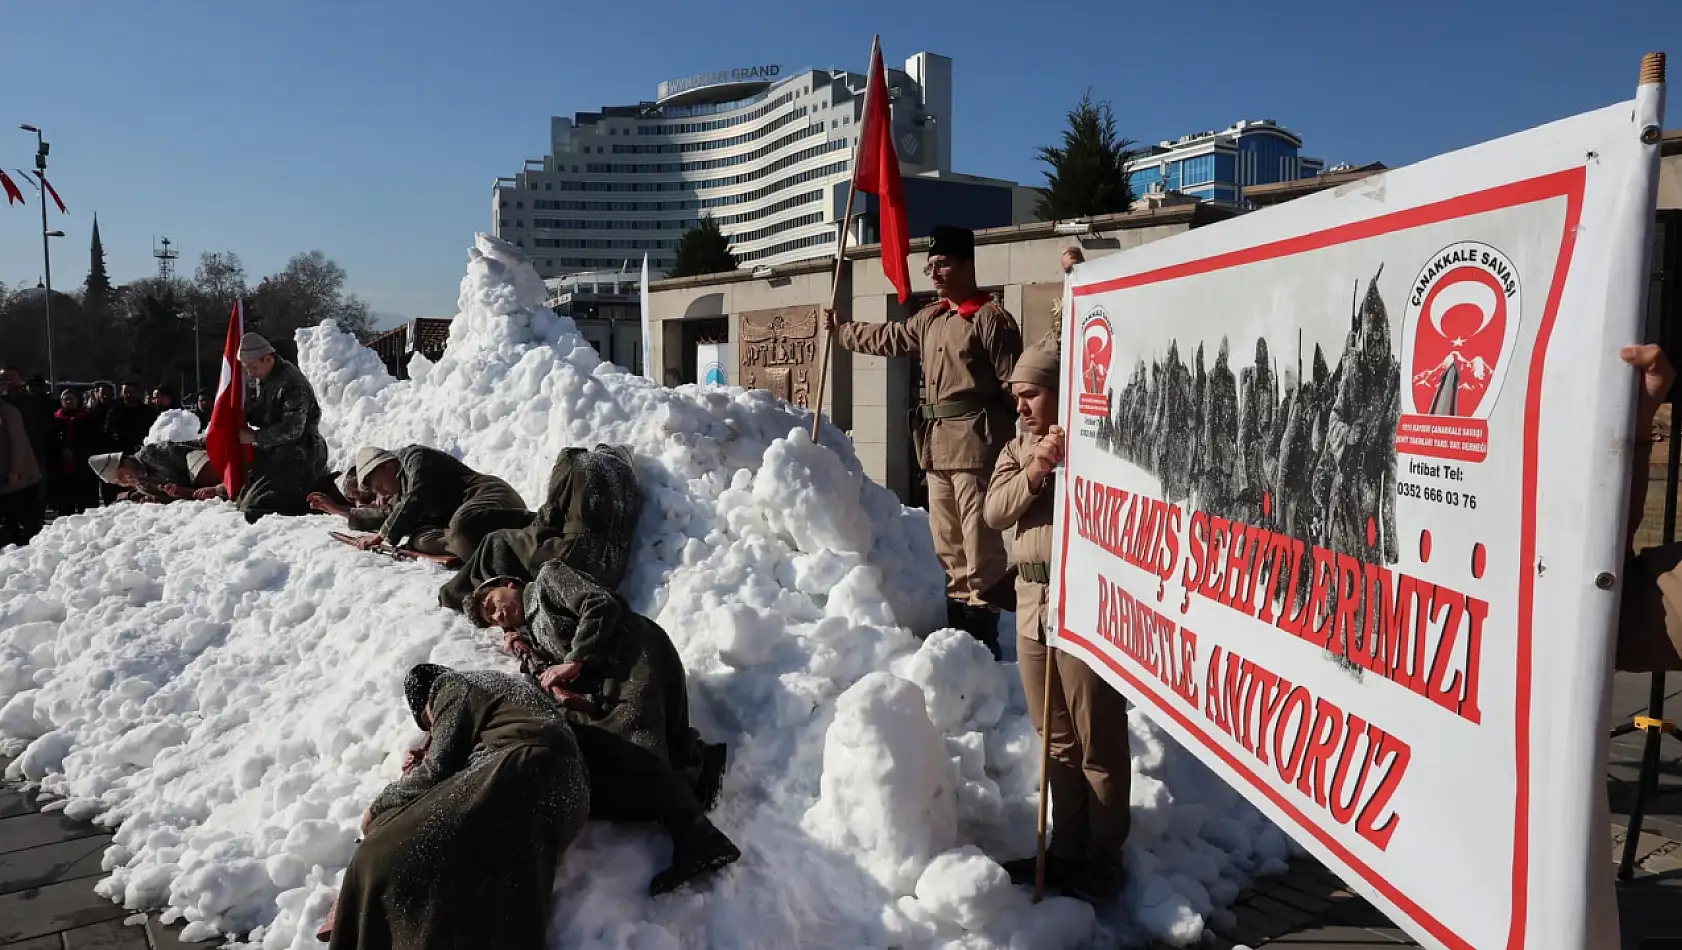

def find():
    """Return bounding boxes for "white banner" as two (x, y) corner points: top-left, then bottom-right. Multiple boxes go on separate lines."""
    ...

(1052, 80), (1665, 950)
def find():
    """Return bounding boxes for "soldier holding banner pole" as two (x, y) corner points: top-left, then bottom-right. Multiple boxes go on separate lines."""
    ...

(985, 333), (1130, 903)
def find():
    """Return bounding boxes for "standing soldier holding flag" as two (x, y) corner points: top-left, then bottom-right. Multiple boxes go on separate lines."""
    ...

(811, 38), (1019, 657)
(824, 226), (1021, 657)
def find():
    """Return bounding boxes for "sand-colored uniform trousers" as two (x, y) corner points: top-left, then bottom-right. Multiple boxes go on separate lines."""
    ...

(926, 469), (1008, 605)
(833, 295), (1021, 606)
(985, 429), (1131, 861)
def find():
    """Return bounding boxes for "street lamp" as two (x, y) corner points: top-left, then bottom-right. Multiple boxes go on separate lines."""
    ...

(19, 124), (55, 388)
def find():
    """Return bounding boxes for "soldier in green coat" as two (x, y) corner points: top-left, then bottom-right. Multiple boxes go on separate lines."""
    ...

(439, 443), (641, 610)
(235, 333), (329, 523)
(339, 444), (532, 561)
(325, 665), (590, 950)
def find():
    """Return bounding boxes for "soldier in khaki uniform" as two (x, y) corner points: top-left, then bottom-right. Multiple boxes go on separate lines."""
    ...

(825, 226), (1020, 656)
(984, 335), (1130, 903)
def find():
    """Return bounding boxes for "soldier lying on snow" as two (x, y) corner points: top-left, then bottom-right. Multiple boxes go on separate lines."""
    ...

(326, 444), (533, 562)
(439, 443), (641, 611)
(88, 443), (224, 504)
(466, 560), (729, 806)
(318, 665), (742, 950)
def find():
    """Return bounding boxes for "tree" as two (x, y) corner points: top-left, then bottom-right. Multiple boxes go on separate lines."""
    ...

(1034, 92), (1138, 221)
(246, 250), (376, 345)
(668, 215), (738, 278)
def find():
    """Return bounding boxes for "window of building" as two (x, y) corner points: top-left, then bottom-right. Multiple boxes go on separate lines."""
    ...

(517, 220), (523, 227)
(572, 166), (579, 172)
(499, 218), (508, 228)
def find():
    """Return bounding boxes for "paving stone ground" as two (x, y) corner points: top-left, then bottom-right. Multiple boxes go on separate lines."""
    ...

(0, 670), (1677, 948)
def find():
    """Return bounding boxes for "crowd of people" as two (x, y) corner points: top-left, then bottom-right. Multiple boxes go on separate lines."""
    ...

(0, 366), (208, 544)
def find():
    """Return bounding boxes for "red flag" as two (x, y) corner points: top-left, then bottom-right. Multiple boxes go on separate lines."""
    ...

(0, 170), (21, 206)
(31, 173), (65, 214)
(855, 37), (910, 303)
(205, 300), (253, 497)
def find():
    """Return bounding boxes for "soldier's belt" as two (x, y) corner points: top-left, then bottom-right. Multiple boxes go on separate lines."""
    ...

(1017, 561), (1051, 584)
(919, 399), (990, 421)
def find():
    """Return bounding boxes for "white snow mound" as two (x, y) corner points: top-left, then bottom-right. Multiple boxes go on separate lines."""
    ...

(0, 233), (1292, 949)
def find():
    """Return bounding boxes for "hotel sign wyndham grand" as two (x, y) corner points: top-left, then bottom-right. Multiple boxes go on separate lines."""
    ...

(657, 65), (782, 100)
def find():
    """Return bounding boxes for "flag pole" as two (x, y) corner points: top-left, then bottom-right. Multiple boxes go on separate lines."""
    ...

(1033, 648), (1057, 903)
(810, 34), (880, 445)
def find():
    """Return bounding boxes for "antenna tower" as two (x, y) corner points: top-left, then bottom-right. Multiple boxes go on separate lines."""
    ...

(154, 236), (180, 278)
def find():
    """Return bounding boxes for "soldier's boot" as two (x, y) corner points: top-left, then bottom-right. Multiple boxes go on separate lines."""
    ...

(961, 604), (1004, 660)
(1063, 856), (1126, 906)
(696, 741), (729, 812)
(1000, 853), (1080, 890)
(649, 817), (742, 896)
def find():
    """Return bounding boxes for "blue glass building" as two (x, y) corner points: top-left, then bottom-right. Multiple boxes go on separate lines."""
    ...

(1125, 119), (1324, 206)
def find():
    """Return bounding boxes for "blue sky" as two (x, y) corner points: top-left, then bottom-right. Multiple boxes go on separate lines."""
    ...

(1, 0), (1674, 328)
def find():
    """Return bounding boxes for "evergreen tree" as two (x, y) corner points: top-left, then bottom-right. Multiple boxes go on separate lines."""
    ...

(669, 214), (738, 278)
(83, 214), (115, 317)
(1034, 92), (1138, 221)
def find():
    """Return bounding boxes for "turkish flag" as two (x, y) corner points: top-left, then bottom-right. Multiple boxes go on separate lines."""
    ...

(205, 300), (253, 497)
(855, 37), (909, 302)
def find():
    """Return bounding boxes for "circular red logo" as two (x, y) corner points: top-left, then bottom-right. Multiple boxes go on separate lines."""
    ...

(1081, 309), (1113, 397)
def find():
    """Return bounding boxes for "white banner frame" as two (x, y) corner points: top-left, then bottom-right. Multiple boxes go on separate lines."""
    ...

(1050, 71), (1665, 950)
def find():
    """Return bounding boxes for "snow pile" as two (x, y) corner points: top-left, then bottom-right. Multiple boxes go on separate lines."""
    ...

(0, 233), (1292, 949)
(147, 409), (204, 444)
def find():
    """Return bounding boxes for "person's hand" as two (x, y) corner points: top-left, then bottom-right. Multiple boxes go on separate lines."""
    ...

(823, 308), (839, 332)
(191, 486), (223, 501)
(1622, 344), (1675, 435)
(1026, 426), (1065, 483)
(350, 534), (383, 551)
(238, 428), (257, 445)
(401, 738), (430, 775)
(539, 662), (593, 711)
(502, 630), (535, 657)
(307, 493), (345, 516)
(161, 483), (194, 500)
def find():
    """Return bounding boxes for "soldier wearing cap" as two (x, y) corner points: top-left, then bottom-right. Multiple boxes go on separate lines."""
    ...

(235, 333), (329, 522)
(333, 444), (532, 561)
(824, 225), (1021, 656)
(984, 333), (1130, 902)
(88, 442), (221, 503)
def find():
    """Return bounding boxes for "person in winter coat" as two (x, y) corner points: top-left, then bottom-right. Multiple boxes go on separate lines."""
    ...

(439, 443), (641, 611)
(87, 443), (221, 504)
(437, 443), (639, 608)
(1, 366), (52, 526)
(0, 396), (43, 545)
(336, 444), (531, 561)
(465, 560), (722, 794)
(48, 389), (100, 514)
(323, 665), (590, 950)
(983, 335), (1131, 904)
(236, 333), (330, 522)
(102, 381), (159, 454)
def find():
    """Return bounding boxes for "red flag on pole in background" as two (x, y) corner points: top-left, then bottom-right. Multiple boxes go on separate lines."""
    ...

(31, 173), (66, 214)
(855, 38), (910, 302)
(0, 170), (23, 206)
(205, 300), (253, 497)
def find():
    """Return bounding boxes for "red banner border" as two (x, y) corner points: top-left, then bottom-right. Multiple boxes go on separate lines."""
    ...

(1059, 167), (1588, 950)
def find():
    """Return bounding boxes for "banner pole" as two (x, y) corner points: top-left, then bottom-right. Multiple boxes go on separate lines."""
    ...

(810, 34), (878, 445)
(1033, 646), (1058, 903)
